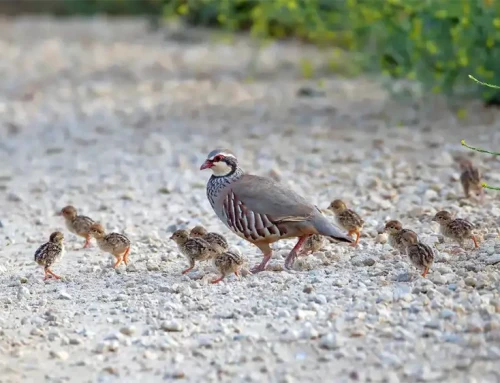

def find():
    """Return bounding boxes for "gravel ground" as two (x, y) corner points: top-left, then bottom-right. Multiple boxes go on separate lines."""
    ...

(1, 18), (500, 383)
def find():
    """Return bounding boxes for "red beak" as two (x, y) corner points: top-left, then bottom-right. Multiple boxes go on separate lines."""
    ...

(200, 160), (213, 170)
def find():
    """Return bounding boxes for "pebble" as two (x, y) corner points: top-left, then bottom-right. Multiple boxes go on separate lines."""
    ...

(319, 333), (345, 350)
(160, 320), (184, 332)
(58, 291), (72, 300)
(465, 277), (477, 287)
(49, 350), (69, 360)
(119, 326), (136, 336)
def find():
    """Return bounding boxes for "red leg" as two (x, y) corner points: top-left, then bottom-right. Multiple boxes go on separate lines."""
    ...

(251, 251), (272, 274)
(234, 270), (240, 277)
(471, 235), (479, 248)
(113, 256), (123, 269)
(122, 246), (130, 265)
(284, 236), (309, 270)
(421, 267), (429, 278)
(82, 235), (91, 249)
(211, 275), (224, 284)
(46, 269), (61, 280)
(352, 231), (360, 247)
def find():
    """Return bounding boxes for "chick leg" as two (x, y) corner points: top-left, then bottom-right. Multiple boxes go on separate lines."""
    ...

(82, 235), (91, 249)
(46, 268), (61, 280)
(113, 255), (123, 269)
(122, 246), (131, 265)
(478, 188), (485, 204)
(284, 236), (308, 270)
(211, 275), (225, 284)
(471, 235), (479, 248)
(421, 267), (429, 278)
(181, 259), (195, 275)
(353, 231), (361, 247)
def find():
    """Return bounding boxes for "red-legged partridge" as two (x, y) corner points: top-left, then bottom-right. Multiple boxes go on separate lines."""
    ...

(401, 231), (434, 278)
(34, 231), (65, 281)
(457, 157), (484, 202)
(60, 205), (95, 248)
(299, 234), (326, 255)
(200, 149), (353, 272)
(190, 225), (229, 254)
(170, 229), (218, 275)
(211, 247), (245, 284)
(89, 223), (131, 268)
(328, 199), (364, 247)
(432, 210), (478, 252)
(384, 220), (418, 254)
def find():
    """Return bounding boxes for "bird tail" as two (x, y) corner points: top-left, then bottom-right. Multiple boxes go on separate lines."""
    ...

(312, 214), (354, 243)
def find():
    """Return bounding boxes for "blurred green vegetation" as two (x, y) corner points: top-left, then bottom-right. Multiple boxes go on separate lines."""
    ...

(8, 0), (500, 104)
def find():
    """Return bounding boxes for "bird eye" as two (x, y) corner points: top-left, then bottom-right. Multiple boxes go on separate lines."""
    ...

(214, 155), (223, 162)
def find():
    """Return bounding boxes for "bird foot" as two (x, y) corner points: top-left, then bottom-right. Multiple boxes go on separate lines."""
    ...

(211, 276), (224, 284)
(251, 265), (267, 274)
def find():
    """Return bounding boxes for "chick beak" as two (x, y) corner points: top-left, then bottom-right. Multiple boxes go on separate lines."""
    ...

(55, 211), (63, 216)
(200, 159), (213, 170)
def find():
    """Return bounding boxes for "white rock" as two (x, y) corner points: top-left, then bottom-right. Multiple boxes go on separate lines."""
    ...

(319, 333), (345, 350)
(160, 320), (183, 332)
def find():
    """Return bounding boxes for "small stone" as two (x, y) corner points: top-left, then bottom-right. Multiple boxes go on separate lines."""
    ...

(119, 326), (136, 336)
(440, 309), (455, 320)
(146, 262), (160, 271)
(160, 320), (183, 332)
(58, 291), (72, 300)
(30, 327), (44, 336)
(126, 264), (138, 272)
(363, 258), (376, 267)
(20, 277), (28, 284)
(319, 333), (345, 350)
(465, 277), (477, 287)
(49, 350), (69, 360)
(17, 286), (30, 300)
(303, 285), (314, 294)
(486, 255), (500, 265)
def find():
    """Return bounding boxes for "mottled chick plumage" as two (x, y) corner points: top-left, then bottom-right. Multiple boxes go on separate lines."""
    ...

(171, 229), (218, 274)
(34, 231), (65, 280)
(211, 248), (245, 284)
(190, 225), (229, 254)
(384, 220), (418, 254)
(60, 205), (95, 248)
(328, 199), (364, 246)
(300, 234), (326, 255)
(401, 231), (434, 277)
(457, 157), (484, 202)
(432, 210), (478, 249)
(89, 223), (131, 268)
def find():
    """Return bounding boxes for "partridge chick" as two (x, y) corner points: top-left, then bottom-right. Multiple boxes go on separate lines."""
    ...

(60, 205), (95, 248)
(328, 199), (364, 246)
(384, 220), (418, 254)
(401, 231), (434, 277)
(190, 225), (229, 253)
(457, 157), (484, 202)
(34, 231), (65, 281)
(211, 247), (245, 284)
(89, 223), (131, 268)
(299, 234), (326, 255)
(432, 210), (478, 251)
(170, 229), (218, 274)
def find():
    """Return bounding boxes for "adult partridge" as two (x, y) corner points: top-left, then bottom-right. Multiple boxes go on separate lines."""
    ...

(200, 149), (353, 272)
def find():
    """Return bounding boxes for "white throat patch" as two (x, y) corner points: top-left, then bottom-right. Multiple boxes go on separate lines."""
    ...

(211, 160), (233, 176)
